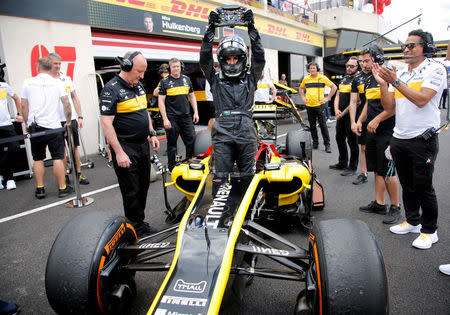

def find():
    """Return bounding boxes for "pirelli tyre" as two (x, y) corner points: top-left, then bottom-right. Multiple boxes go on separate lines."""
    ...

(286, 130), (312, 161)
(45, 211), (138, 314)
(193, 130), (212, 156)
(302, 219), (389, 314)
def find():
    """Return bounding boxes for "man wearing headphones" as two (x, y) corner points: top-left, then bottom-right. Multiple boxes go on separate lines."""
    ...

(373, 30), (446, 249)
(100, 51), (160, 237)
(158, 58), (199, 171)
(299, 62), (337, 153)
(354, 46), (400, 225)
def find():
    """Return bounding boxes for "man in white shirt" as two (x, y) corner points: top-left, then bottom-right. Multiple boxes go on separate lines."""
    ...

(47, 53), (89, 185)
(373, 29), (446, 250)
(254, 72), (277, 104)
(21, 57), (73, 199)
(0, 80), (22, 190)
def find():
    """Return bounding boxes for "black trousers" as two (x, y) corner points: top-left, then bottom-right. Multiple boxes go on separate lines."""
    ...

(112, 141), (150, 224)
(390, 136), (439, 233)
(306, 105), (330, 146)
(0, 125), (19, 181)
(166, 115), (195, 171)
(335, 115), (359, 169)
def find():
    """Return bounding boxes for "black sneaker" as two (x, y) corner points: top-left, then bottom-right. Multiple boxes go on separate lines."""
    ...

(383, 205), (402, 224)
(313, 144), (319, 149)
(134, 221), (154, 238)
(35, 187), (46, 199)
(329, 163), (346, 170)
(58, 185), (74, 198)
(359, 201), (387, 214)
(79, 174), (90, 185)
(341, 168), (356, 176)
(353, 173), (368, 185)
(325, 145), (332, 153)
(107, 160), (114, 168)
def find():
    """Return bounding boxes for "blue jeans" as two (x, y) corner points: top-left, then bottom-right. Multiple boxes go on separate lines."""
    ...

(324, 93), (331, 119)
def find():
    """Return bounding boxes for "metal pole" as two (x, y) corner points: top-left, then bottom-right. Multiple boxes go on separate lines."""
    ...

(65, 124), (94, 208)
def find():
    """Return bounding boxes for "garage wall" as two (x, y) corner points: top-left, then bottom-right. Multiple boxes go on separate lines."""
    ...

(264, 48), (279, 82)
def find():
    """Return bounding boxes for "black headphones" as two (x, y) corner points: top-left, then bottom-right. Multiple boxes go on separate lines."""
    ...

(421, 31), (437, 56)
(168, 60), (185, 74)
(115, 51), (141, 72)
(368, 45), (385, 65)
(306, 62), (320, 72)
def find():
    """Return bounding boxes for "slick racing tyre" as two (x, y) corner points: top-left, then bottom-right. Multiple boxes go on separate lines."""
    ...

(193, 130), (212, 156)
(45, 211), (138, 314)
(286, 130), (312, 161)
(304, 219), (389, 314)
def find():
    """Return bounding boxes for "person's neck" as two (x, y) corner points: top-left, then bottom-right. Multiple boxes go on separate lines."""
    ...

(408, 56), (426, 72)
(49, 71), (59, 78)
(171, 74), (181, 79)
(119, 72), (135, 87)
(310, 73), (318, 78)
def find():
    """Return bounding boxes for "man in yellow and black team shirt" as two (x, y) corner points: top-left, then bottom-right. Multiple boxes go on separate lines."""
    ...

(158, 58), (199, 171)
(100, 51), (160, 237)
(353, 46), (400, 225)
(330, 56), (359, 176)
(299, 62), (337, 153)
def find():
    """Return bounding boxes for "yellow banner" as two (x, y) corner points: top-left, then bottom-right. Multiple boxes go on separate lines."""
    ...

(93, 0), (322, 47)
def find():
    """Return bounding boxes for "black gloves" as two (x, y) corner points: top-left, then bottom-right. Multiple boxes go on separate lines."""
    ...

(243, 9), (254, 26)
(208, 10), (219, 26)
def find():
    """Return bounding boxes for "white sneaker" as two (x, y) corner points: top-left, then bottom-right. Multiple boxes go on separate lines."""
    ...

(412, 232), (438, 249)
(6, 180), (16, 190)
(390, 221), (421, 234)
(439, 264), (450, 275)
(326, 118), (335, 124)
(0, 175), (4, 190)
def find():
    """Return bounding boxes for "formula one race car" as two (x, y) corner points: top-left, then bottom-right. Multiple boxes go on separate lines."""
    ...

(45, 127), (389, 314)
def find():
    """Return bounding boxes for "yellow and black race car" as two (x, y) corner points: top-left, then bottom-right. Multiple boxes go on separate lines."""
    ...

(45, 128), (389, 315)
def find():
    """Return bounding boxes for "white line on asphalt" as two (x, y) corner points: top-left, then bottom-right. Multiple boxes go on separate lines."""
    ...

(0, 184), (119, 224)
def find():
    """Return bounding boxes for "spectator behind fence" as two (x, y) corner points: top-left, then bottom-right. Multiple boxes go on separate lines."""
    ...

(100, 51), (160, 237)
(373, 30), (447, 250)
(0, 79), (22, 190)
(47, 53), (89, 186)
(21, 57), (73, 199)
(354, 46), (400, 225)
(299, 62), (337, 153)
(158, 58), (199, 171)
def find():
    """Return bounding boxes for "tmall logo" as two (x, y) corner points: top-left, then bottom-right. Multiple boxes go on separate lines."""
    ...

(173, 279), (207, 294)
(30, 45), (77, 79)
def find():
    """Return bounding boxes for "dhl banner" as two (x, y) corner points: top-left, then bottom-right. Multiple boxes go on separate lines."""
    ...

(89, 0), (322, 48)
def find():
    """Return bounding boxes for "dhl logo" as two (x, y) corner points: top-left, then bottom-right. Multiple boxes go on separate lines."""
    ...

(170, 0), (209, 20)
(267, 24), (287, 37)
(296, 32), (312, 43)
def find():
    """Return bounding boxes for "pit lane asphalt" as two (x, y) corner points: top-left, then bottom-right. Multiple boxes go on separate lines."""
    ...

(1, 112), (449, 314)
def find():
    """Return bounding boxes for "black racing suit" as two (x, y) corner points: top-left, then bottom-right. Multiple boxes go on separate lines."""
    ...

(199, 24), (265, 177)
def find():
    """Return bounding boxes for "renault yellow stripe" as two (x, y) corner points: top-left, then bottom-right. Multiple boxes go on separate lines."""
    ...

(339, 84), (352, 93)
(394, 81), (423, 99)
(366, 87), (380, 100)
(207, 174), (265, 314)
(167, 86), (190, 96)
(147, 173), (208, 315)
(117, 95), (147, 113)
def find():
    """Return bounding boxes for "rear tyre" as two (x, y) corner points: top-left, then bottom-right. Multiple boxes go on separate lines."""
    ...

(45, 211), (138, 314)
(286, 130), (312, 161)
(306, 219), (389, 314)
(193, 130), (212, 156)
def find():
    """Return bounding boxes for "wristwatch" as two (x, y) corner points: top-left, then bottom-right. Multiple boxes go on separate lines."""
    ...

(392, 79), (401, 88)
(149, 130), (157, 137)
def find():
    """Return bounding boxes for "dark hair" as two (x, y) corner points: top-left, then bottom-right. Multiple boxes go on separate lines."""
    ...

(144, 12), (153, 19)
(408, 29), (435, 55)
(359, 49), (370, 56)
(307, 62), (320, 71)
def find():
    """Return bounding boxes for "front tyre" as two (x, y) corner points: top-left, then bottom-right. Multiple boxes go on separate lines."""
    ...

(45, 211), (138, 314)
(306, 219), (389, 314)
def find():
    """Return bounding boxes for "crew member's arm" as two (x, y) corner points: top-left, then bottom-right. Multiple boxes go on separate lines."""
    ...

(334, 91), (341, 119)
(147, 111), (160, 151)
(21, 98), (29, 129)
(71, 90), (84, 128)
(101, 115), (130, 168)
(353, 100), (368, 136)
(199, 12), (218, 82)
(12, 93), (22, 123)
(321, 80), (337, 104)
(299, 78), (307, 104)
(189, 92), (199, 123)
(349, 92), (359, 129)
(61, 95), (72, 125)
(373, 63), (437, 108)
(158, 94), (171, 130)
(269, 84), (277, 103)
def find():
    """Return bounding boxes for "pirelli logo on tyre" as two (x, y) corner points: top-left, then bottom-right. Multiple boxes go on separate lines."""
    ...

(104, 223), (126, 255)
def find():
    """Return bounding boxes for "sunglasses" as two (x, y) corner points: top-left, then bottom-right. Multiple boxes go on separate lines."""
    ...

(345, 64), (357, 68)
(401, 42), (423, 51)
